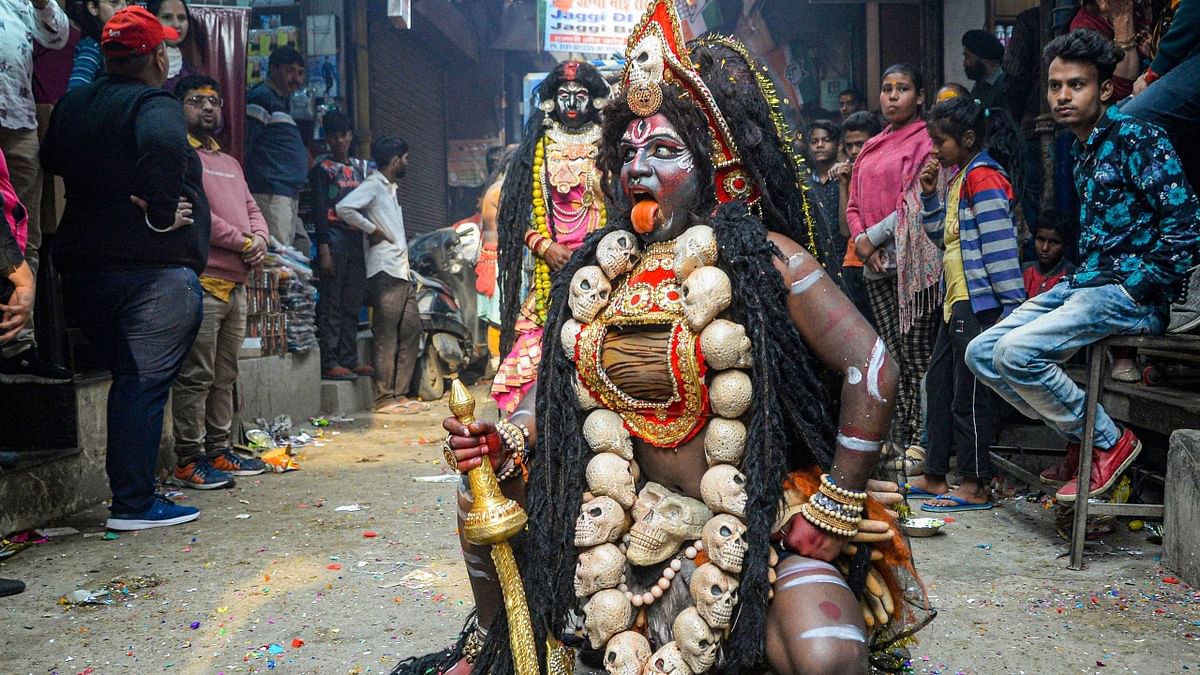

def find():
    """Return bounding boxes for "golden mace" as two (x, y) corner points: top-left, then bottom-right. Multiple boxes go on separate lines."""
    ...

(448, 380), (540, 675)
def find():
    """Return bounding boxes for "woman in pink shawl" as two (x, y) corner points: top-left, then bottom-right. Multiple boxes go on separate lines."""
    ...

(848, 63), (941, 466)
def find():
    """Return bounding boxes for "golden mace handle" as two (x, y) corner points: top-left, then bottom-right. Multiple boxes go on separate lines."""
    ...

(448, 380), (540, 675)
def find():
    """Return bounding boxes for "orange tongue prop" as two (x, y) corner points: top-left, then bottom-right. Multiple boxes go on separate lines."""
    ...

(631, 200), (661, 234)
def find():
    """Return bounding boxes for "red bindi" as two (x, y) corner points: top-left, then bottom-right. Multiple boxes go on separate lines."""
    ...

(819, 600), (842, 621)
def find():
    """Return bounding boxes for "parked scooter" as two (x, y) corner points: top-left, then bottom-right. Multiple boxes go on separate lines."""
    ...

(406, 223), (490, 401)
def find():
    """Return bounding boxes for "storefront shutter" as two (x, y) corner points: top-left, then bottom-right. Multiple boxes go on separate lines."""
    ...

(367, 18), (447, 238)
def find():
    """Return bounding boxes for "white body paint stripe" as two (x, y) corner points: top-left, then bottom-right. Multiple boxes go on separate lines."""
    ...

(790, 269), (824, 294)
(777, 574), (850, 592)
(798, 625), (866, 643)
(836, 433), (882, 453)
(866, 337), (887, 403)
(846, 366), (862, 384)
(775, 560), (839, 579)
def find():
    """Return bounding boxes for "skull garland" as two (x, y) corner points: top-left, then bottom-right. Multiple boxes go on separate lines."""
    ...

(603, 631), (652, 675)
(681, 266), (731, 332)
(570, 266), (612, 323)
(597, 230), (642, 279)
(700, 319), (753, 370)
(627, 482), (713, 566)
(702, 514), (748, 574)
(575, 543), (627, 597)
(673, 607), (721, 673)
(586, 453), (637, 508)
(583, 409), (634, 460)
(672, 225), (718, 282)
(583, 588), (635, 649)
(575, 496), (630, 547)
(708, 369), (753, 419)
(645, 641), (695, 675)
(703, 417), (747, 466)
(689, 562), (740, 630)
(700, 464), (749, 517)
(561, 318), (584, 361)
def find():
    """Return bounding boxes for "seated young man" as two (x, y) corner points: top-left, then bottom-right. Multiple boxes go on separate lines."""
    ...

(966, 29), (1200, 502)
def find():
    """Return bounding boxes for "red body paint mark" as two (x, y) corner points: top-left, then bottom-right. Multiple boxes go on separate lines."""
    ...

(838, 424), (882, 440)
(819, 600), (842, 621)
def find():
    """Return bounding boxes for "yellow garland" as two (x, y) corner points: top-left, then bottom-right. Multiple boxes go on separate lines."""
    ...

(528, 135), (607, 326)
(530, 137), (553, 324)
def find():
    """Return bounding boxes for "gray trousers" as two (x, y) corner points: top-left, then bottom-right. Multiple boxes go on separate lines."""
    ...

(253, 193), (312, 255)
(171, 285), (247, 465)
(369, 274), (420, 404)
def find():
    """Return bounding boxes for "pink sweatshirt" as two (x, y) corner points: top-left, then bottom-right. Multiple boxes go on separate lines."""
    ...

(195, 146), (268, 284)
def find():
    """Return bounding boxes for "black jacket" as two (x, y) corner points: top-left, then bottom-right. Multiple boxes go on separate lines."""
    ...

(42, 74), (209, 274)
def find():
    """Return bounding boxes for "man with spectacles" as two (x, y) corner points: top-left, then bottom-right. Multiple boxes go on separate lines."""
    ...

(168, 74), (270, 490)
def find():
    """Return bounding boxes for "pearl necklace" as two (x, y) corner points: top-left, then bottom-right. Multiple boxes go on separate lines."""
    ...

(616, 538), (703, 608)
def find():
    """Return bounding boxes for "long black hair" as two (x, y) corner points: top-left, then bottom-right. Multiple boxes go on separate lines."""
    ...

(496, 61), (609, 357)
(474, 80), (837, 675)
(145, 0), (209, 64)
(928, 96), (1024, 199)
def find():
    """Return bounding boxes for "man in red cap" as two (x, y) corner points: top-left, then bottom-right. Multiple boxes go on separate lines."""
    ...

(40, 5), (212, 531)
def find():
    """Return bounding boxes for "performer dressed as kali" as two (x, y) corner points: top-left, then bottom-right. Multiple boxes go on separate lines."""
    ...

(491, 60), (610, 415)
(413, 3), (931, 674)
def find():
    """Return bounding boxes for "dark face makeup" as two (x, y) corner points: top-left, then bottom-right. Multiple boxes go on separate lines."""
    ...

(555, 82), (594, 130)
(620, 114), (700, 244)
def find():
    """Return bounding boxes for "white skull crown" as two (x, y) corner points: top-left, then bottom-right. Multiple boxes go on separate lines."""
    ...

(570, 266), (612, 323)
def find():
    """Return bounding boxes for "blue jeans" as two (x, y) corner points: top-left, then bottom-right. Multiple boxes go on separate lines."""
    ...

(965, 283), (1162, 448)
(66, 267), (202, 514)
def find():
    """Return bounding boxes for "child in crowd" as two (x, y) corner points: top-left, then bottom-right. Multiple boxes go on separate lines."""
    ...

(832, 110), (882, 327)
(1023, 208), (1077, 299)
(908, 97), (1026, 512)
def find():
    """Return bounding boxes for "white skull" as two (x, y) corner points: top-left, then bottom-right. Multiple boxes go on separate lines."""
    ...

(645, 642), (694, 675)
(597, 230), (641, 279)
(575, 373), (601, 410)
(603, 631), (651, 675)
(583, 588), (634, 649)
(575, 496), (630, 547)
(702, 514), (748, 574)
(586, 453), (636, 509)
(627, 482), (712, 566)
(708, 370), (752, 419)
(673, 225), (718, 281)
(570, 266), (612, 323)
(583, 409), (634, 460)
(561, 318), (583, 360)
(628, 34), (666, 88)
(673, 607), (721, 673)
(681, 266), (731, 332)
(703, 418), (747, 466)
(689, 563), (739, 630)
(575, 543), (626, 598)
(700, 320), (753, 370)
(700, 464), (748, 518)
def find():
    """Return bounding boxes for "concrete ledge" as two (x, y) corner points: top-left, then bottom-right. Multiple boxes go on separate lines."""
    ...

(1165, 429), (1200, 587)
(237, 350), (322, 425)
(320, 377), (374, 415)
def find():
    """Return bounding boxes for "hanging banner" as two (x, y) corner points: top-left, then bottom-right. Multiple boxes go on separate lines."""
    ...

(542, 0), (644, 55)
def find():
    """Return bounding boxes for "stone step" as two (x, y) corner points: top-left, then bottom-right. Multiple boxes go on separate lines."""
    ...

(320, 376), (375, 415)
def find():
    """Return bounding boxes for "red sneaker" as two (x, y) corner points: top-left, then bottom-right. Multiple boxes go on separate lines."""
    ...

(352, 364), (375, 377)
(1040, 443), (1080, 486)
(1055, 429), (1141, 502)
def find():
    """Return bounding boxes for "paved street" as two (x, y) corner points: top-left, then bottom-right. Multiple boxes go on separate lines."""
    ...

(1, 383), (1197, 674)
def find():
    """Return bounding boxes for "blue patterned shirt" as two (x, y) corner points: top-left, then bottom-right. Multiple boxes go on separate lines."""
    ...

(1070, 105), (1200, 314)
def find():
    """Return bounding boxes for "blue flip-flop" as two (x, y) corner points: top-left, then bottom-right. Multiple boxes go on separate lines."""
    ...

(920, 494), (994, 512)
(901, 482), (939, 499)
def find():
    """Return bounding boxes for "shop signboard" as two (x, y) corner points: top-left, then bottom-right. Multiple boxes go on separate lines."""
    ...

(541, 0), (716, 55)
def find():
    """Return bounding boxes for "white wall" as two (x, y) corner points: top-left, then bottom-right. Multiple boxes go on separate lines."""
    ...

(943, 0), (988, 88)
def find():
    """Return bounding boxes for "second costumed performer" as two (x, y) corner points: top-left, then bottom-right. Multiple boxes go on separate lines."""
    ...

(491, 60), (611, 415)
(429, 3), (933, 674)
